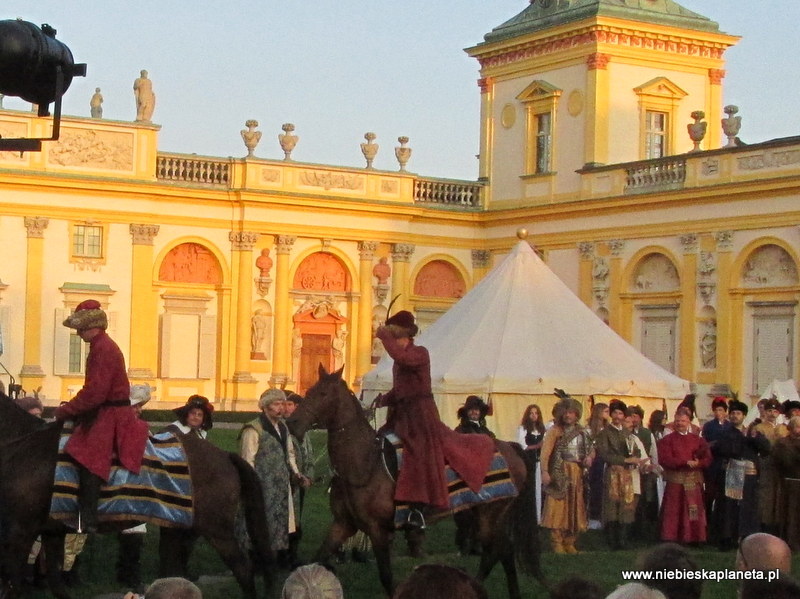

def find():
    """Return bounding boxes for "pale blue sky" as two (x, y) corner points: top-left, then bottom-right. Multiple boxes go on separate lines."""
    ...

(2, 1), (797, 180)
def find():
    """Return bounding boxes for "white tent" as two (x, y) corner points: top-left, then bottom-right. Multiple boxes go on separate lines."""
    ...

(361, 239), (690, 440)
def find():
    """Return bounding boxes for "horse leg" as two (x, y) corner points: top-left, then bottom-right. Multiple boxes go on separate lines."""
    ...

(158, 527), (194, 578)
(41, 531), (70, 599)
(499, 551), (522, 599)
(314, 520), (356, 564)
(366, 526), (395, 597)
(203, 533), (256, 599)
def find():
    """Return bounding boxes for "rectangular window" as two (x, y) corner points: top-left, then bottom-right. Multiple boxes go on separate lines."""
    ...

(72, 225), (103, 258)
(535, 112), (552, 173)
(68, 332), (87, 374)
(645, 111), (668, 159)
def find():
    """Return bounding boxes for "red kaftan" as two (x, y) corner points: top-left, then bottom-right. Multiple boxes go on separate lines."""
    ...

(54, 331), (149, 481)
(657, 431), (712, 543)
(377, 329), (494, 509)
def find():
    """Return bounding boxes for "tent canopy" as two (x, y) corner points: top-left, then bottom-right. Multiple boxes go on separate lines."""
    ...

(362, 240), (689, 402)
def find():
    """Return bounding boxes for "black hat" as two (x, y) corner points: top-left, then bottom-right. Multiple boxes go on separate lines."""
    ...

(678, 393), (696, 418)
(285, 391), (303, 404)
(173, 394), (214, 431)
(784, 400), (800, 415)
(457, 395), (490, 420)
(728, 400), (749, 416)
(764, 397), (782, 411)
(385, 310), (418, 338)
(609, 399), (627, 415)
(626, 404), (645, 418)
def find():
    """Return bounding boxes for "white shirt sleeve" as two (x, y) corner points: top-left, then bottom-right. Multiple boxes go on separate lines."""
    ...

(240, 427), (259, 468)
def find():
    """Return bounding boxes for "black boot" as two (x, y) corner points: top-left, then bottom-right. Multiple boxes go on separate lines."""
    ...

(77, 467), (102, 534)
(604, 522), (618, 549)
(116, 532), (144, 587)
(618, 523), (629, 550)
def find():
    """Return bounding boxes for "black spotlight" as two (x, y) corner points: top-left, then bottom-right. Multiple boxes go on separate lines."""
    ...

(0, 19), (86, 151)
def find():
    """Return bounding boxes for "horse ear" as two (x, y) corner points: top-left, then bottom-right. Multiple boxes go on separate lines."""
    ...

(318, 363), (329, 378)
(332, 365), (344, 380)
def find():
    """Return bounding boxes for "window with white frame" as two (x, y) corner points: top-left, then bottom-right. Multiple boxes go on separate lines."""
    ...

(516, 80), (561, 176)
(645, 110), (668, 159)
(72, 224), (103, 258)
(535, 112), (553, 173)
(634, 77), (687, 160)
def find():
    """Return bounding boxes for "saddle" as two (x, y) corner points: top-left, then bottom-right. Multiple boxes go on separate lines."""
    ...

(378, 432), (518, 529)
(50, 430), (194, 529)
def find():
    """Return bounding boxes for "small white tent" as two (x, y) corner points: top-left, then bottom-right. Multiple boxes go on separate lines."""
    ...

(361, 239), (690, 440)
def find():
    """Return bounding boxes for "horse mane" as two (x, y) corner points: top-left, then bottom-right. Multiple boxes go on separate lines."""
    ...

(0, 391), (47, 439)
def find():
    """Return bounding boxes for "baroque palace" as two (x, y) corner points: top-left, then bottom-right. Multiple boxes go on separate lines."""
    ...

(1, 1), (798, 413)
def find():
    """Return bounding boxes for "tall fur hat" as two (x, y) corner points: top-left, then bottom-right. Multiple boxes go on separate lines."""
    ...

(62, 299), (108, 331)
(553, 388), (582, 422)
(174, 394), (214, 430)
(626, 404), (645, 418)
(609, 399), (628, 415)
(384, 310), (418, 338)
(457, 395), (490, 420)
(711, 396), (729, 411)
(783, 400), (800, 415)
(728, 400), (749, 416)
(259, 388), (286, 410)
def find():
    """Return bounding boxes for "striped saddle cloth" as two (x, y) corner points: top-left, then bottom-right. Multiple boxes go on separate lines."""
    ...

(382, 432), (518, 529)
(50, 430), (193, 528)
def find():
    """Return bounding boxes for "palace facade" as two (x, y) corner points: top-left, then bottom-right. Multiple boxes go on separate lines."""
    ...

(1, 1), (798, 414)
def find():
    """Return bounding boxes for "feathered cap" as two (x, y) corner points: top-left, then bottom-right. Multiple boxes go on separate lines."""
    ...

(384, 310), (418, 338)
(677, 393), (696, 418)
(609, 399), (628, 415)
(711, 396), (728, 411)
(553, 388), (582, 422)
(457, 395), (490, 420)
(728, 400), (749, 415)
(764, 396), (782, 411)
(62, 299), (107, 331)
(174, 394), (214, 430)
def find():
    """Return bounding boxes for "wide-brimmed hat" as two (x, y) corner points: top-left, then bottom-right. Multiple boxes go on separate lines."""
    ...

(384, 310), (418, 338)
(62, 299), (108, 331)
(457, 395), (490, 420)
(174, 395), (214, 430)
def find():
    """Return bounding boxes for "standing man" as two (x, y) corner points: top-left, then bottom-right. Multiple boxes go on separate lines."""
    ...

(701, 396), (731, 544)
(594, 399), (647, 549)
(657, 409), (712, 544)
(754, 397), (788, 534)
(240, 388), (311, 568)
(54, 300), (149, 533)
(283, 391), (314, 566)
(711, 400), (769, 549)
(627, 405), (660, 539)
(540, 392), (593, 554)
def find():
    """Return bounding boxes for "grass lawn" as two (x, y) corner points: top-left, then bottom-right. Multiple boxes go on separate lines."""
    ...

(25, 427), (798, 598)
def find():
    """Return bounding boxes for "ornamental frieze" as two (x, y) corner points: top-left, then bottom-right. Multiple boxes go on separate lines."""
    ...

(298, 169), (364, 191)
(737, 149), (800, 171)
(47, 129), (134, 170)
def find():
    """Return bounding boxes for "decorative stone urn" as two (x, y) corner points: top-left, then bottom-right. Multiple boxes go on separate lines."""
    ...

(240, 119), (262, 158)
(394, 136), (412, 172)
(278, 123), (299, 161)
(360, 132), (379, 169)
(687, 110), (707, 152)
(721, 105), (741, 148)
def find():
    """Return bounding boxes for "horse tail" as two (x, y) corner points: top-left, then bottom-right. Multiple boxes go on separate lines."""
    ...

(228, 453), (274, 580)
(508, 443), (547, 586)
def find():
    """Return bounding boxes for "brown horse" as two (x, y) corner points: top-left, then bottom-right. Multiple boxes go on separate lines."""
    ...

(0, 391), (272, 599)
(287, 365), (544, 598)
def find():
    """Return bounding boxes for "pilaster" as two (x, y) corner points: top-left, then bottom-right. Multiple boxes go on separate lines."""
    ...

(229, 231), (260, 397)
(270, 235), (297, 386)
(679, 233), (699, 379)
(128, 224), (159, 380)
(21, 217), (48, 384)
(714, 231), (735, 386)
(390, 243), (415, 313)
(356, 241), (378, 382)
(578, 242), (595, 307)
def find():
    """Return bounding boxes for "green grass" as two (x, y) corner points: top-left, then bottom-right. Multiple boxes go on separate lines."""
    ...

(25, 426), (800, 598)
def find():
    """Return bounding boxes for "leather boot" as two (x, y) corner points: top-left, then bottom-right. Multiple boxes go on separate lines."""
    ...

(563, 533), (579, 554)
(77, 467), (102, 534)
(550, 529), (565, 554)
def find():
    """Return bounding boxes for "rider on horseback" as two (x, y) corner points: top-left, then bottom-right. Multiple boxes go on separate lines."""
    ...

(54, 299), (149, 533)
(376, 311), (494, 530)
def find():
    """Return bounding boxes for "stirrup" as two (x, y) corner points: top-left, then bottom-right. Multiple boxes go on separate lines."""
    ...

(406, 509), (426, 531)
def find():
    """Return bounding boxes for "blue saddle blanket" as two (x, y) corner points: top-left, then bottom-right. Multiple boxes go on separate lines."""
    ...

(383, 432), (518, 529)
(50, 430), (193, 528)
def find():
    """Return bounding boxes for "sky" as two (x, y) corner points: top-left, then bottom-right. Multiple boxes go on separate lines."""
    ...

(2, 1), (798, 180)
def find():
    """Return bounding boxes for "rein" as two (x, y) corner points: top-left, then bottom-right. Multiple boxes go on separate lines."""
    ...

(325, 388), (381, 488)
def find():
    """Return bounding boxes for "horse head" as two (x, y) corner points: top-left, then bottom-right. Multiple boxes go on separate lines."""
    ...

(286, 363), (348, 439)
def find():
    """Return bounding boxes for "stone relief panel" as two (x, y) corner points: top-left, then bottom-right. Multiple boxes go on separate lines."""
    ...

(413, 260), (466, 298)
(741, 244), (799, 288)
(293, 252), (350, 292)
(298, 170), (364, 191)
(47, 129), (134, 170)
(0, 122), (28, 162)
(158, 243), (222, 284)
(630, 253), (680, 292)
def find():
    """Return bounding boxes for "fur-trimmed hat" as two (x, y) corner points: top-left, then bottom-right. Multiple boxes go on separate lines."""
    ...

(130, 384), (152, 407)
(764, 397), (782, 411)
(553, 388), (582, 422)
(259, 388), (286, 410)
(62, 299), (108, 331)
(457, 395), (490, 420)
(626, 404), (645, 418)
(728, 400), (749, 416)
(174, 395), (214, 430)
(384, 310), (418, 338)
(784, 400), (800, 415)
(609, 399), (628, 415)
(711, 396), (729, 411)
(284, 391), (303, 405)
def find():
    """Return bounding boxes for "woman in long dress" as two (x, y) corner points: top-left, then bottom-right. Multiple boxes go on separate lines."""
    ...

(517, 404), (545, 522)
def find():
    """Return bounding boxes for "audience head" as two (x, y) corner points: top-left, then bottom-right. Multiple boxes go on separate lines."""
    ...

(15, 395), (43, 418)
(737, 533), (792, 574)
(636, 543), (702, 599)
(550, 576), (604, 599)
(144, 578), (202, 599)
(392, 564), (487, 599)
(648, 410), (666, 433)
(740, 574), (800, 599)
(281, 563), (343, 599)
(606, 583), (667, 599)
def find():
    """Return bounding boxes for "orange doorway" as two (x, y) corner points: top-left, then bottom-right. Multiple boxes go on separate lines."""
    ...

(299, 333), (332, 394)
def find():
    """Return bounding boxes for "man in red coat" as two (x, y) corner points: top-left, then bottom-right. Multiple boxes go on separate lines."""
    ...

(657, 408), (712, 544)
(376, 310), (494, 529)
(54, 299), (149, 533)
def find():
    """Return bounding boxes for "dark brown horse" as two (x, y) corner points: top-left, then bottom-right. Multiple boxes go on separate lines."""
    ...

(287, 365), (544, 598)
(0, 391), (272, 599)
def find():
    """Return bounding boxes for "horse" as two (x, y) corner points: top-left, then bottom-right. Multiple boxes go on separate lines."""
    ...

(0, 391), (272, 599)
(286, 365), (545, 598)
